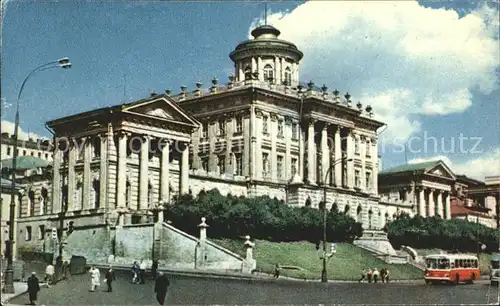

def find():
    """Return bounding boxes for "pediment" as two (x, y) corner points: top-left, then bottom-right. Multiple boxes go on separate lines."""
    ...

(425, 162), (455, 180)
(121, 97), (199, 127)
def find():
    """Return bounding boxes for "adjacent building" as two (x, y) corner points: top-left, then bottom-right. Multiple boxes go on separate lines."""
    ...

(0, 132), (53, 162)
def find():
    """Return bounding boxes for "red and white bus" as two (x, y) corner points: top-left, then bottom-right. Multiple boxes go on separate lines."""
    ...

(424, 254), (480, 285)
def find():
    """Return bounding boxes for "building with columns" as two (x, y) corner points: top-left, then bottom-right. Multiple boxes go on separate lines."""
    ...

(14, 23), (387, 253)
(378, 160), (454, 220)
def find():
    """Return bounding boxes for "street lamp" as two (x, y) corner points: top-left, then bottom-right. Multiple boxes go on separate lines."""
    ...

(320, 156), (353, 283)
(3, 57), (71, 294)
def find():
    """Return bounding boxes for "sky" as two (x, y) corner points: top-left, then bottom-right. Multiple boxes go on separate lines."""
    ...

(1, 0), (499, 180)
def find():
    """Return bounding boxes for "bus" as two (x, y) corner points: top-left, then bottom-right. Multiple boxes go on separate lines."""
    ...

(424, 254), (480, 285)
(490, 253), (500, 285)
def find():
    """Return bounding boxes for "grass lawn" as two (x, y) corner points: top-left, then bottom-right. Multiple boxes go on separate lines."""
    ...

(414, 248), (492, 275)
(212, 238), (423, 281)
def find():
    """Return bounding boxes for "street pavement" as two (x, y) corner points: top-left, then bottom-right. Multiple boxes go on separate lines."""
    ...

(8, 269), (500, 305)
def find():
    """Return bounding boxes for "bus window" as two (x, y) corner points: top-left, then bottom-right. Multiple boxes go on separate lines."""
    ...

(492, 260), (500, 269)
(474, 260), (478, 268)
(438, 258), (450, 269)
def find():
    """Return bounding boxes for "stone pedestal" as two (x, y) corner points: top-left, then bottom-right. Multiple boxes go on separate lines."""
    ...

(241, 235), (256, 274)
(353, 230), (398, 256)
(197, 217), (209, 268)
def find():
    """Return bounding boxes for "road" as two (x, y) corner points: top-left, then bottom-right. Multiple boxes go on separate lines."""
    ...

(8, 269), (500, 305)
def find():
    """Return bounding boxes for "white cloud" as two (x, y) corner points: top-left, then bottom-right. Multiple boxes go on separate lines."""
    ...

(252, 1), (499, 141)
(1, 120), (49, 141)
(408, 149), (500, 180)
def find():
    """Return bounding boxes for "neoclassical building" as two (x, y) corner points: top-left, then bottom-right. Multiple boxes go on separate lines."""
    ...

(15, 24), (386, 250)
(378, 160), (454, 220)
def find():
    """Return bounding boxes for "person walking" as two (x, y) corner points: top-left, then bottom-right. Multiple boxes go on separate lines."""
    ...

(373, 268), (380, 283)
(27, 272), (40, 305)
(89, 266), (101, 292)
(358, 269), (367, 283)
(105, 265), (116, 292)
(154, 272), (170, 306)
(44, 263), (54, 287)
(139, 260), (147, 284)
(132, 261), (140, 284)
(367, 268), (373, 283)
(273, 263), (280, 278)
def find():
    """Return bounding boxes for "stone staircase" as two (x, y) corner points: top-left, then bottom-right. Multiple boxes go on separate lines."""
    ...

(353, 230), (409, 264)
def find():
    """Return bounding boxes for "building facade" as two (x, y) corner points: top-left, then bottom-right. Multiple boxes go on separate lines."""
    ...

(1, 132), (53, 162)
(14, 24), (387, 254)
(378, 160), (454, 220)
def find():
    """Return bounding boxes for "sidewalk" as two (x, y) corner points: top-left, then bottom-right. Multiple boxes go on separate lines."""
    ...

(1, 282), (27, 305)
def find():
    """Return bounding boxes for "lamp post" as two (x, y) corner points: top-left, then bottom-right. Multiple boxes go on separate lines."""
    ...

(3, 57), (71, 293)
(320, 156), (353, 283)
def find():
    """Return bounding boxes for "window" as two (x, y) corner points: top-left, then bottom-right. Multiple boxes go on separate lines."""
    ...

(235, 116), (243, 133)
(7, 147), (11, 155)
(244, 66), (252, 80)
(263, 64), (274, 83)
(262, 116), (268, 134)
(125, 181), (131, 207)
(277, 120), (284, 137)
(291, 158), (298, 177)
(45, 153), (48, 159)
(284, 67), (292, 85)
(355, 138), (360, 155)
(355, 170), (361, 188)
(38, 152), (41, 158)
(38, 225), (45, 240)
(277, 156), (283, 179)
(23, 150), (26, 156)
(262, 153), (270, 177)
(201, 157), (209, 172)
(218, 156), (225, 175)
(235, 153), (243, 176)
(93, 137), (101, 158)
(292, 123), (298, 140)
(366, 140), (372, 157)
(202, 122), (208, 138)
(28, 190), (35, 216)
(25, 226), (32, 241)
(366, 172), (372, 190)
(218, 120), (226, 136)
(30, 152), (34, 156)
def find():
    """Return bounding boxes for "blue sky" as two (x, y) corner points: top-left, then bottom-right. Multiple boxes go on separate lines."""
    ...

(1, 0), (499, 179)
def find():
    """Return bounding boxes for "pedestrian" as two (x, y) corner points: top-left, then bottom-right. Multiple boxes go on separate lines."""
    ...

(273, 263), (280, 278)
(154, 272), (170, 306)
(384, 268), (390, 283)
(152, 259), (159, 280)
(44, 263), (54, 287)
(27, 272), (40, 305)
(358, 269), (366, 283)
(105, 265), (116, 292)
(89, 266), (101, 292)
(373, 268), (380, 283)
(139, 260), (147, 284)
(367, 268), (373, 283)
(132, 261), (140, 284)
(380, 268), (386, 283)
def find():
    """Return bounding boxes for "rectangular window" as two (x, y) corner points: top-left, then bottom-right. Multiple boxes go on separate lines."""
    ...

(291, 157), (298, 177)
(38, 152), (41, 158)
(277, 120), (284, 137)
(202, 122), (208, 138)
(7, 147), (11, 155)
(277, 155), (283, 179)
(235, 116), (243, 133)
(355, 139), (360, 155)
(262, 153), (270, 177)
(26, 226), (32, 241)
(262, 116), (268, 134)
(366, 172), (372, 190)
(355, 170), (361, 188)
(235, 153), (243, 176)
(23, 150), (27, 156)
(38, 225), (45, 240)
(218, 156), (225, 175)
(292, 123), (298, 140)
(366, 140), (372, 157)
(218, 120), (226, 136)
(201, 157), (209, 172)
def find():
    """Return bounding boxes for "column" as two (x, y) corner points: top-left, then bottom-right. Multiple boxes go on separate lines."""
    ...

(257, 57), (263, 81)
(238, 62), (244, 82)
(52, 143), (61, 213)
(160, 140), (170, 203)
(274, 56), (279, 84)
(418, 187), (426, 217)
(116, 132), (128, 208)
(253, 109), (261, 179)
(307, 120), (316, 184)
(346, 130), (355, 189)
(251, 57), (256, 76)
(99, 134), (108, 210)
(299, 121), (305, 180)
(180, 142), (190, 195)
(243, 110), (251, 177)
(285, 118), (291, 180)
(444, 192), (451, 219)
(321, 124), (329, 185)
(360, 136), (366, 192)
(334, 126), (342, 187)
(83, 137), (91, 210)
(428, 189), (435, 217)
(67, 140), (76, 211)
(371, 139), (378, 194)
(436, 190), (444, 217)
(139, 135), (149, 210)
(209, 122), (217, 173)
(270, 114), (277, 180)
(225, 118), (232, 176)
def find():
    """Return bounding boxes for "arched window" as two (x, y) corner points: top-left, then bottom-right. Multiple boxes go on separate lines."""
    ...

(28, 190), (35, 216)
(356, 205), (362, 222)
(305, 197), (312, 207)
(125, 180), (131, 207)
(263, 64), (274, 83)
(284, 67), (292, 85)
(318, 201), (325, 210)
(92, 179), (100, 209)
(344, 204), (350, 214)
